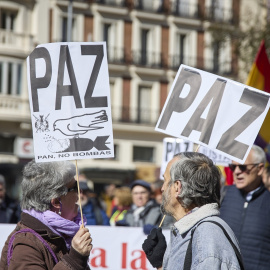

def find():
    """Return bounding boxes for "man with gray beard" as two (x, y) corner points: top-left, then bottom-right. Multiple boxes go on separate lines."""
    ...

(142, 152), (243, 270)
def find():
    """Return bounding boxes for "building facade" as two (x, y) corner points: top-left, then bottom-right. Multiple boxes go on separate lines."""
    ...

(0, 0), (246, 196)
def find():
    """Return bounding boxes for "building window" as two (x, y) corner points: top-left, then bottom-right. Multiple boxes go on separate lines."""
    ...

(133, 146), (154, 162)
(213, 41), (220, 73)
(0, 61), (22, 95)
(0, 135), (15, 154)
(211, 0), (223, 21)
(141, 29), (149, 65)
(137, 86), (151, 123)
(61, 16), (75, 42)
(0, 9), (16, 31)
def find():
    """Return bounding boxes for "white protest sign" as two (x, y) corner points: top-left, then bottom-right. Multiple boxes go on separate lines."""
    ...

(155, 65), (270, 163)
(27, 42), (114, 162)
(198, 146), (231, 166)
(160, 138), (194, 179)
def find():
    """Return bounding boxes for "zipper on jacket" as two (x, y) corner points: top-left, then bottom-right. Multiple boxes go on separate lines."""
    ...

(239, 201), (248, 243)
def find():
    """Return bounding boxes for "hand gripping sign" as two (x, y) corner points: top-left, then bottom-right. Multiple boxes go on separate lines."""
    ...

(155, 65), (270, 163)
(27, 42), (114, 162)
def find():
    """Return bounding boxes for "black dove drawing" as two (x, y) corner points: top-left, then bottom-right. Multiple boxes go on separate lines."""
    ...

(53, 110), (108, 136)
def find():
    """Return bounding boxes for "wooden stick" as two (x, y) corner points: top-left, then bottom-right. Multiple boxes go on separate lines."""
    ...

(75, 160), (84, 228)
(159, 215), (166, 228)
(195, 144), (200, 152)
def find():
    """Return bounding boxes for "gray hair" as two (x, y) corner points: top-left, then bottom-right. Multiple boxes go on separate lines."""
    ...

(250, 145), (266, 164)
(20, 160), (76, 212)
(0, 174), (5, 187)
(169, 152), (221, 209)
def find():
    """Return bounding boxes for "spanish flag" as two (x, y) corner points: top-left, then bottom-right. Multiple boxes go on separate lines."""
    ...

(246, 40), (270, 162)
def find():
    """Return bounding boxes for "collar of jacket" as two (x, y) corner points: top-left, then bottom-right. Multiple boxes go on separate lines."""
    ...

(174, 203), (219, 235)
(239, 182), (266, 200)
(20, 212), (63, 240)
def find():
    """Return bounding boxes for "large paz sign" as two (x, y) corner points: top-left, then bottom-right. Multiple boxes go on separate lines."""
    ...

(27, 42), (114, 162)
(155, 65), (270, 163)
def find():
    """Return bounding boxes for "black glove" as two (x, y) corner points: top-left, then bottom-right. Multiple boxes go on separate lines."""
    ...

(142, 227), (167, 268)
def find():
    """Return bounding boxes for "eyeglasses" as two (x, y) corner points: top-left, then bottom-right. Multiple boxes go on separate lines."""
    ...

(132, 191), (149, 196)
(67, 182), (78, 193)
(228, 163), (259, 172)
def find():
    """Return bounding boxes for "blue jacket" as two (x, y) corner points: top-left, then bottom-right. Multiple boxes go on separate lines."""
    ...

(220, 184), (270, 270)
(163, 203), (241, 270)
(82, 199), (110, 226)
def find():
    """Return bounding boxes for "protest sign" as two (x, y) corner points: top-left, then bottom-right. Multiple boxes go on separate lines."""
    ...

(155, 65), (270, 163)
(27, 42), (114, 162)
(198, 145), (231, 166)
(0, 225), (170, 270)
(160, 138), (194, 179)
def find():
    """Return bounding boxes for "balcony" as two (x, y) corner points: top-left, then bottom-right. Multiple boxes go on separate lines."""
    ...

(94, 0), (125, 7)
(170, 0), (199, 18)
(169, 54), (197, 70)
(132, 50), (162, 68)
(205, 6), (233, 23)
(0, 95), (30, 121)
(134, 0), (163, 13)
(168, 54), (232, 76)
(111, 106), (160, 126)
(107, 46), (125, 64)
(203, 58), (232, 76)
(0, 29), (34, 55)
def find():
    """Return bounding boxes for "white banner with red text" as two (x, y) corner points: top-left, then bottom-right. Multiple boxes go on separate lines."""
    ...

(0, 224), (170, 270)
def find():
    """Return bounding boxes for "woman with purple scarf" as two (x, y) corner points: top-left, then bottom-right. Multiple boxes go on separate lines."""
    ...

(0, 160), (92, 270)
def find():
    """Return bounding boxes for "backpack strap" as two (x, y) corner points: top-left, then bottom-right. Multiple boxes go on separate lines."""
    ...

(7, 228), (58, 266)
(183, 220), (245, 270)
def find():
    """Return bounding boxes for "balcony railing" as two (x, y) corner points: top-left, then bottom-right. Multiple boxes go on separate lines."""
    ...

(0, 95), (30, 120)
(111, 106), (160, 125)
(105, 46), (233, 75)
(168, 54), (233, 76)
(170, 0), (199, 18)
(132, 50), (162, 68)
(134, 0), (163, 12)
(169, 55), (197, 70)
(95, 0), (125, 7)
(205, 6), (233, 23)
(107, 46), (125, 64)
(0, 29), (34, 53)
(203, 58), (232, 76)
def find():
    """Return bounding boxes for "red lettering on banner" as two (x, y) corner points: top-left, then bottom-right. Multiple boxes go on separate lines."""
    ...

(90, 248), (108, 268)
(121, 243), (127, 268)
(130, 250), (147, 270)
(23, 141), (31, 153)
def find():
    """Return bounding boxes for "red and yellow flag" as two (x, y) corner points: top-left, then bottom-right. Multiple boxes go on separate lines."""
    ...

(246, 40), (270, 162)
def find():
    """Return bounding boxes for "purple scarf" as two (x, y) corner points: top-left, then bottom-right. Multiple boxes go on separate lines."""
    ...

(23, 209), (86, 250)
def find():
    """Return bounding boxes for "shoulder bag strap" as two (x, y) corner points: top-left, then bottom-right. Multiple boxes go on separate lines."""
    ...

(7, 228), (58, 266)
(183, 220), (245, 270)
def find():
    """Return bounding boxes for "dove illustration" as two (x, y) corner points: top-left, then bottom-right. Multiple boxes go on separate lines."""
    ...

(53, 110), (108, 136)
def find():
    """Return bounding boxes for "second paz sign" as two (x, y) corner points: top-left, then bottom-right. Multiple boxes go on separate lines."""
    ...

(27, 42), (114, 162)
(156, 65), (270, 163)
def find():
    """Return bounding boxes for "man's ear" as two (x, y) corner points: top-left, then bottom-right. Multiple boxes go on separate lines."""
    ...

(174, 180), (182, 196)
(50, 198), (61, 210)
(258, 163), (265, 176)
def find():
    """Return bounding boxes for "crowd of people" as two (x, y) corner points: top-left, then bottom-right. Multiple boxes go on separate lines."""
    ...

(0, 144), (270, 269)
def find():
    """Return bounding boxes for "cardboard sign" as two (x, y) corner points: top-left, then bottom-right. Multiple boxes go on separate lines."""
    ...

(27, 42), (114, 162)
(155, 65), (270, 163)
(160, 138), (194, 179)
(198, 146), (231, 166)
